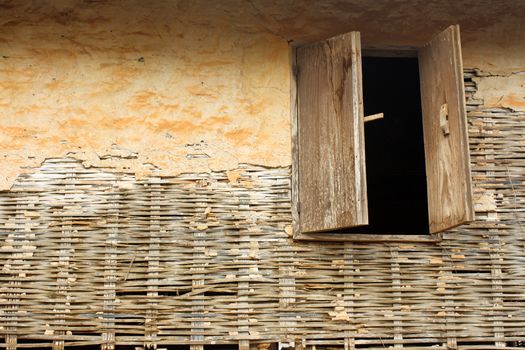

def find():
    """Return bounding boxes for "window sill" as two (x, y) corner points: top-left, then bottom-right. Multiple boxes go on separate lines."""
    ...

(293, 232), (443, 243)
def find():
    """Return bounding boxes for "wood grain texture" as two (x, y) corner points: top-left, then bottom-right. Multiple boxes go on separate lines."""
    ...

(295, 31), (367, 234)
(291, 46), (301, 237)
(418, 25), (474, 233)
(294, 232), (441, 243)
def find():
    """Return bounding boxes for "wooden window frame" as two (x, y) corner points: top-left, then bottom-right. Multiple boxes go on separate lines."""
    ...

(291, 26), (473, 243)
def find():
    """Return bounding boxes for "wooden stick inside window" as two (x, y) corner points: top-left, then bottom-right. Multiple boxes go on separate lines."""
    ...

(364, 113), (384, 123)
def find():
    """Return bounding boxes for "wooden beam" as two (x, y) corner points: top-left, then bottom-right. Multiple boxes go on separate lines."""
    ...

(362, 46), (418, 58)
(294, 232), (442, 243)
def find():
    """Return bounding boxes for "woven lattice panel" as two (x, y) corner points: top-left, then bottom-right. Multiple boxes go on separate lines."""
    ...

(1, 70), (525, 349)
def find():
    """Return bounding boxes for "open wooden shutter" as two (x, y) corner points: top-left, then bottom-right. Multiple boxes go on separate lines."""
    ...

(294, 31), (368, 234)
(418, 25), (474, 233)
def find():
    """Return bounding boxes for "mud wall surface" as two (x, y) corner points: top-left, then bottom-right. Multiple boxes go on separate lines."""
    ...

(1, 0), (525, 348)
(0, 0), (292, 190)
(1, 0), (524, 189)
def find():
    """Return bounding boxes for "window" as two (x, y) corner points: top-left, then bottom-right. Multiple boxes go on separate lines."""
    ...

(291, 25), (474, 241)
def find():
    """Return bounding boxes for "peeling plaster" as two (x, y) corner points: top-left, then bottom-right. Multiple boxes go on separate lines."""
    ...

(1, 0), (524, 189)
(0, 1), (291, 189)
(473, 74), (525, 112)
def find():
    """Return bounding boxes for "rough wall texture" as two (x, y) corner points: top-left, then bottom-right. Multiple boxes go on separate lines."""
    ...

(1, 0), (525, 189)
(0, 0), (291, 190)
(1, 0), (525, 349)
(1, 72), (525, 348)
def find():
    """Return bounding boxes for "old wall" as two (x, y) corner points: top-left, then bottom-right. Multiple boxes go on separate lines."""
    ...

(1, 0), (525, 349)
(2, 78), (525, 347)
(0, 0), (291, 190)
(1, 1), (525, 190)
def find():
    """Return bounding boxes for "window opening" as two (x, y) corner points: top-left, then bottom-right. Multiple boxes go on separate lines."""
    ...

(345, 55), (429, 234)
(292, 26), (473, 240)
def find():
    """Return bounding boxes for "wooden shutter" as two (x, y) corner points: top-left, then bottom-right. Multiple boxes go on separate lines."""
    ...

(418, 25), (474, 233)
(293, 31), (368, 234)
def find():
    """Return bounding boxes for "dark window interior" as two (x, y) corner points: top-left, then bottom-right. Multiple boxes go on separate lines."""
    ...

(346, 56), (429, 234)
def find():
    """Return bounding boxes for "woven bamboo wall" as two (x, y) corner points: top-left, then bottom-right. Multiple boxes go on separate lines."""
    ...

(1, 70), (525, 349)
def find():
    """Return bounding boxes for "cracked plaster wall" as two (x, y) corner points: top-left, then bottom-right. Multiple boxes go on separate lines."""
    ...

(0, 0), (524, 189)
(0, 1), (291, 189)
(473, 73), (525, 112)
(463, 17), (525, 113)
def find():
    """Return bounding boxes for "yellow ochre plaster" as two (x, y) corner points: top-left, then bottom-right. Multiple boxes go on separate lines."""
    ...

(0, 1), (291, 189)
(1, 0), (524, 189)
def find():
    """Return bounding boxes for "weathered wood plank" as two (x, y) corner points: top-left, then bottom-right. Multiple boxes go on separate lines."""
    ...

(418, 25), (474, 233)
(290, 45), (301, 238)
(294, 233), (442, 242)
(295, 31), (367, 234)
(362, 46), (418, 58)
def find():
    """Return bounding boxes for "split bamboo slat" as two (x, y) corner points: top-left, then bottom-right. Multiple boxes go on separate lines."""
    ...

(1, 70), (525, 349)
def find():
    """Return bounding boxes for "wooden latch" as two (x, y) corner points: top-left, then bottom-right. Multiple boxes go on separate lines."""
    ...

(440, 103), (450, 136)
(364, 112), (384, 123)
